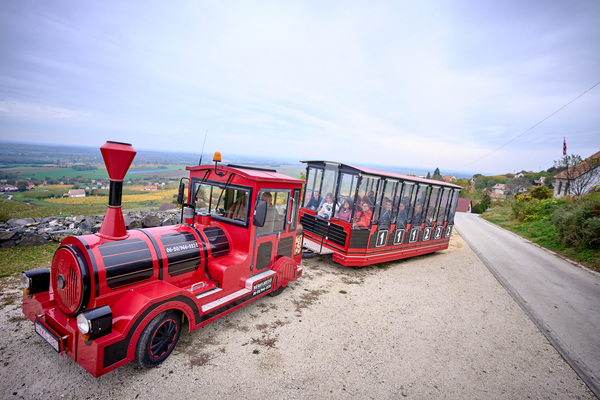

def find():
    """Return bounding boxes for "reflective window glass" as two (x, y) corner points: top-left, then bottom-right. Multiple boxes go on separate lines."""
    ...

(317, 167), (338, 218)
(447, 189), (460, 224)
(378, 180), (398, 229)
(335, 172), (358, 222)
(411, 184), (429, 226)
(304, 167), (323, 210)
(257, 190), (290, 236)
(436, 188), (451, 223)
(352, 176), (380, 229)
(191, 180), (250, 224)
(396, 182), (412, 228)
(425, 186), (440, 225)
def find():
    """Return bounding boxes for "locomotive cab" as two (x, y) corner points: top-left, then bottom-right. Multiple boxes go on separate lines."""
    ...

(21, 142), (304, 377)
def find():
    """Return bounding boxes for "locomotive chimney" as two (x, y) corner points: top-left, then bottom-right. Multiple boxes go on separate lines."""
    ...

(97, 141), (137, 240)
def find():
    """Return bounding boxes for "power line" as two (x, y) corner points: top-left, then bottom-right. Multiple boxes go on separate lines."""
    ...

(455, 80), (600, 171)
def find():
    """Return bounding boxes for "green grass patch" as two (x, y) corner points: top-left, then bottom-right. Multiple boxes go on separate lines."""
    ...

(0, 243), (60, 278)
(481, 204), (599, 271)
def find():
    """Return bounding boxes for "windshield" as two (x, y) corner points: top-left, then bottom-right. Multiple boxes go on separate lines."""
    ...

(191, 179), (250, 224)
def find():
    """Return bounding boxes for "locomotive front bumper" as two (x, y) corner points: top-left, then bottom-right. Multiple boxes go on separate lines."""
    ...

(22, 292), (79, 357)
(22, 292), (118, 377)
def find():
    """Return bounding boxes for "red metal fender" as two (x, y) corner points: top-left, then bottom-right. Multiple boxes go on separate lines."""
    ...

(271, 256), (301, 291)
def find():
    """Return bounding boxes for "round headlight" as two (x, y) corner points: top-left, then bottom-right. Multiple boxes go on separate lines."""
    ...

(20, 273), (31, 290)
(76, 314), (91, 334)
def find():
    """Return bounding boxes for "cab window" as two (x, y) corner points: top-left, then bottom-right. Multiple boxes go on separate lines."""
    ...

(256, 190), (290, 236)
(191, 180), (250, 225)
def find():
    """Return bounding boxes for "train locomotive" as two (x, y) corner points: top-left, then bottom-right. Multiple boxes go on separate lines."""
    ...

(21, 141), (304, 377)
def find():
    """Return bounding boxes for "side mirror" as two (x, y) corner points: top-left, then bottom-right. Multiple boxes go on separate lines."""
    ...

(177, 181), (186, 205)
(253, 199), (267, 227)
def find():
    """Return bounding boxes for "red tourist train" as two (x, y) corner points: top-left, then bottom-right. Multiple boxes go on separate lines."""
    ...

(21, 141), (304, 377)
(20, 143), (461, 377)
(299, 161), (461, 266)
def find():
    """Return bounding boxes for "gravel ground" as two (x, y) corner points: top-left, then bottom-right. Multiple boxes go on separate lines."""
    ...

(0, 233), (595, 399)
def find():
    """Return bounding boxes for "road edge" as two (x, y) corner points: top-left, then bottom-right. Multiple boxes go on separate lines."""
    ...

(455, 224), (600, 399)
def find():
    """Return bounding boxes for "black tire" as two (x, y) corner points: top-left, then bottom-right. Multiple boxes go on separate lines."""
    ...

(268, 285), (286, 297)
(135, 310), (182, 368)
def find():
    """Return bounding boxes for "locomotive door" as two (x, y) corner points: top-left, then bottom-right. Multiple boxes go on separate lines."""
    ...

(252, 189), (292, 275)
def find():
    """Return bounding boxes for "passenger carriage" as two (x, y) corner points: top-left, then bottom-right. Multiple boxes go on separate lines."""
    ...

(300, 161), (461, 266)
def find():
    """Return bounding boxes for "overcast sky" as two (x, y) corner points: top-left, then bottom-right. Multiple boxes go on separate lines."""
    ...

(1, 1), (599, 175)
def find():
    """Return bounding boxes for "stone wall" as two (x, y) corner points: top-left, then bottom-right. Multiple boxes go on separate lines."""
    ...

(0, 209), (182, 248)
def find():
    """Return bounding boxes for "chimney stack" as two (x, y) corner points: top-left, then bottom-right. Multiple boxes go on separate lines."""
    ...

(97, 141), (136, 240)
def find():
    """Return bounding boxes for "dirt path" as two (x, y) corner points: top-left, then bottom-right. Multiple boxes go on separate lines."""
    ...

(0, 233), (594, 399)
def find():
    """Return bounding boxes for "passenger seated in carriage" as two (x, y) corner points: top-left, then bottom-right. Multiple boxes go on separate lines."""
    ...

(353, 201), (372, 229)
(317, 192), (334, 219)
(306, 191), (321, 210)
(396, 202), (408, 227)
(379, 198), (394, 229)
(336, 198), (353, 222)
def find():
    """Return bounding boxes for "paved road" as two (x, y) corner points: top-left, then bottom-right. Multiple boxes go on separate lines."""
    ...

(455, 212), (600, 397)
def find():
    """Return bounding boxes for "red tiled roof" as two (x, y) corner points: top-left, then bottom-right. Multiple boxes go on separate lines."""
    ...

(456, 198), (471, 212)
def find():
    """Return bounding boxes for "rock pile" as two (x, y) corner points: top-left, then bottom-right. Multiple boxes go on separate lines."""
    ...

(0, 209), (182, 248)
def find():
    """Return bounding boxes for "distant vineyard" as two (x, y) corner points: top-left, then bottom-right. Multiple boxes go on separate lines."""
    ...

(46, 189), (178, 205)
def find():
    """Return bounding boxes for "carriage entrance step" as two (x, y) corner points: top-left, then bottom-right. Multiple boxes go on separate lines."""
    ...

(303, 238), (334, 255)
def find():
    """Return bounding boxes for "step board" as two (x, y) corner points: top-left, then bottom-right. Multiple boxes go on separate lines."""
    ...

(201, 270), (276, 312)
(303, 237), (334, 254)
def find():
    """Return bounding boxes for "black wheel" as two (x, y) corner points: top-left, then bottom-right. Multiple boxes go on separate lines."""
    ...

(135, 311), (182, 368)
(269, 285), (286, 297)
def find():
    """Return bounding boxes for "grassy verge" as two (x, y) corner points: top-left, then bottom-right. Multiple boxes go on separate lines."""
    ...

(481, 205), (599, 272)
(0, 243), (60, 278)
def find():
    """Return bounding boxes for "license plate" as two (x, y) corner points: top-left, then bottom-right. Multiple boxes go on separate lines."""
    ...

(35, 320), (61, 353)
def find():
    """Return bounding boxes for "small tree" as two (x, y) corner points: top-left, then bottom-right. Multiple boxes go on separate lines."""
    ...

(17, 180), (28, 192)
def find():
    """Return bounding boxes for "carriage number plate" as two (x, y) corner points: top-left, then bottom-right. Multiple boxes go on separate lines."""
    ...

(35, 320), (61, 353)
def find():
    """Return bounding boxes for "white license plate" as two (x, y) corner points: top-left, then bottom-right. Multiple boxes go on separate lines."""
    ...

(35, 320), (61, 353)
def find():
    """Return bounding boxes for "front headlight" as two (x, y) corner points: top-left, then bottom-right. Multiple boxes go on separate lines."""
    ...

(77, 313), (91, 334)
(76, 306), (112, 340)
(21, 273), (31, 290)
(21, 269), (50, 297)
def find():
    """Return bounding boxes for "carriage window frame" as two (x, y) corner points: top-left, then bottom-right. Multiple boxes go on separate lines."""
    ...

(255, 189), (291, 237)
(190, 178), (252, 227)
(447, 189), (460, 224)
(352, 174), (381, 230)
(436, 187), (452, 224)
(377, 179), (399, 228)
(410, 183), (429, 226)
(425, 186), (441, 226)
(334, 171), (358, 221)
(395, 181), (411, 228)
(303, 167), (324, 210)
(319, 166), (339, 217)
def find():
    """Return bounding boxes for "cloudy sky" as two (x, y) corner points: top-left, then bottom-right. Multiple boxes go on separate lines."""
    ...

(1, 1), (599, 175)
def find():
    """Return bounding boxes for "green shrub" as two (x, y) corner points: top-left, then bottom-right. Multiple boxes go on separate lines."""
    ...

(553, 193), (600, 248)
(471, 202), (486, 214)
(528, 186), (553, 200)
(512, 196), (564, 222)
